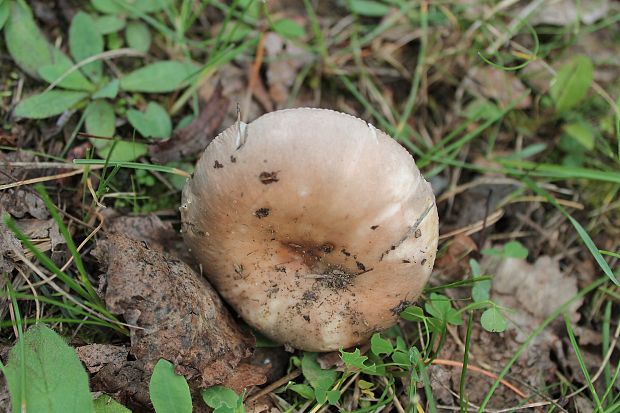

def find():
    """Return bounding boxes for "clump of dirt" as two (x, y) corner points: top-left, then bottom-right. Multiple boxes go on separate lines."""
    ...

(92, 234), (265, 410)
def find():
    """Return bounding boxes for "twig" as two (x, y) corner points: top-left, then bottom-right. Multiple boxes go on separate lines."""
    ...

(245, 369), (301, 404)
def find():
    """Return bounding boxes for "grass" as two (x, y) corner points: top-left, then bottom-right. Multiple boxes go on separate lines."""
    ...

(1, 0), (619, 412)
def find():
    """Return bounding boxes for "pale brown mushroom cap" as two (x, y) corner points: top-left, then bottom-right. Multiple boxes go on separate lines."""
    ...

(181, 108), (438, 351)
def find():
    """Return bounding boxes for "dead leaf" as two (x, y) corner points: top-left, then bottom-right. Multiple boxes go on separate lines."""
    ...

(513, 0), (610, 26)
(94, 234), (254, 387)
(0, 189), (48, 219)
(464, 67), (531, 109)
(492, 256), (582, 327)
(264, 32), (313, 105)
(221, 363), (268, 394)
(149, 85), (229, 164)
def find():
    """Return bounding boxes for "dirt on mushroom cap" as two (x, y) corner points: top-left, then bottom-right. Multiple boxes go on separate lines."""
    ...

(181, 108), (439, 351)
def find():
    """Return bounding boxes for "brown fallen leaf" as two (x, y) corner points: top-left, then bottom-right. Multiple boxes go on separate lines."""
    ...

(464, 66), (531, 109)
(93, 234), (255, 387)
(264, 32), (313, 105)
(491, 255), (583, 335)
(149, 84), (229, 164)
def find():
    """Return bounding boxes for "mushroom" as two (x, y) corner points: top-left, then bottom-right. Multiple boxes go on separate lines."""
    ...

(181, 108), (438, 352)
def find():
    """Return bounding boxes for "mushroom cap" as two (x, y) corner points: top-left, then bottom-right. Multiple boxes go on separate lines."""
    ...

(181, 108), (438, 351)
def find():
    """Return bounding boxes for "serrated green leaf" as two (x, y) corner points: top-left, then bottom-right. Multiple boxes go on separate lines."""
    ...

(120, 60), (196, 93)
(480, 307), (507, 333)
(93, 394), (131, 413)
(38, 61), (94, 91)
(93, 79), (120, 99)
(4, 2), (55, 78)
(349, 0), (391, 17)
(149, 359), (192, 413)
(0, 0), (10, 30)
(4, 324), (95, 413)
(85, 100), (116, 140)
(14, 90), (88, 119)
(370, 333), (393, 356)
(301, 352), (337, 397)
(272, 18), (306, 38)
(126, 20), (152, 53)
(95, 15), (126, 34)
(550, 55), (593, 113)
(400, 305), (425, 322)
(472, 279), (491, 302)
(563, 122), (595, 150)
(339, 348), (376, 373)
(70, 12), (104, 82)
(127, 102), (171, 138)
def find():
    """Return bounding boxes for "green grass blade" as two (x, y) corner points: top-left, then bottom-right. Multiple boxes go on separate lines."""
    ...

(563, 313), (603, 411)
(34, 184), (99, 302)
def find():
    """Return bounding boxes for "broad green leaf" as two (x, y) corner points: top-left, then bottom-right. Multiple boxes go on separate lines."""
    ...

(85, 100), (116, 140)
(286, 383), (314, 399)
(480, 307), (507, 333)
(391, 350), (410, 366)
(370, 333), (393, 356)
(349, 0), (391, 17)
(4, 324), (95, 413)
(550, 55), (593, 113)
(120, 61), (196, 93)
(14, 90), (88, 119)
(93, 394), (131, 413)
(202, 386), (243, 413)
(127, 102), (171, 138)
(563, 122), (595, 150)
(126, 20), (152, 53)
(98, 140), (148, 162)
(93, 79), (120, 99)
(91, 0), (123, 13)
(0, 0), (9, 30)
(481, 241), (528, 259)
(326, 390), (340, 405)
(149, 359), (192, 413)
(95, 15), (126, 34)
(472, 279), (491, 302)
(400, 305), (425, 322)
(107, 32), (124, 50)
(272, 18), (306, 38)
(503, 241), (528, 259)
(469, 259), (481, 276)
(70, 12), (104, 81)
(92, 0), (172, 14)
(301, 352), (337, 399)
(425, 293), (463, 325)
(38, 61), (95, 91)
(4, 2), (55, 78)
